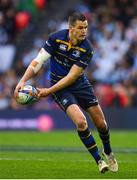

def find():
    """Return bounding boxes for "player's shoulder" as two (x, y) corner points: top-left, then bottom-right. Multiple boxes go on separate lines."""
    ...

(49, 29), (68, 40)
(81, 38), (93, 52)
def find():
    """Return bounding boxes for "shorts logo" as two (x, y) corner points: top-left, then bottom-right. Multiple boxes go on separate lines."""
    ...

(72, 50), (80, 57)
(62, 99), (68, 105)
(59, 44), (67, 51)
(89, 98), (98, 103)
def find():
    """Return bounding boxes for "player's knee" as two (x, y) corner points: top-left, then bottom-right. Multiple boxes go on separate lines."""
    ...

(96, 120), (107, 131)
(76, 116), (87, 130)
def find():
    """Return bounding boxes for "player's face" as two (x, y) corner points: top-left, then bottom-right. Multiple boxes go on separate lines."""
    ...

(70, 20), (88, 41)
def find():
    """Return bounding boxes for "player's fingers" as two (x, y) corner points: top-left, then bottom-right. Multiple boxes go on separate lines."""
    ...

(36, 88), (40, 93)
(14, 85), (22, 98)
(14, 87), (19, 98)
(36, 88), (41, 98)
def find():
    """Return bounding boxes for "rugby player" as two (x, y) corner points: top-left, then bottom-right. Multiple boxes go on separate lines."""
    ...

(14, 11), (118, 173)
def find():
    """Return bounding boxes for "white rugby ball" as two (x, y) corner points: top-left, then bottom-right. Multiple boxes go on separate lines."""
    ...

(16, 85), (38, 105)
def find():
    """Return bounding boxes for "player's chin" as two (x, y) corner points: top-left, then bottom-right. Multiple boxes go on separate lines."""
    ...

(79, 36), (86, 40)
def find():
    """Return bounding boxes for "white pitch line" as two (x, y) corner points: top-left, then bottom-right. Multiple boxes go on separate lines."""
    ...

(0, 157), (136, 163)
(0, 157), (90, 162)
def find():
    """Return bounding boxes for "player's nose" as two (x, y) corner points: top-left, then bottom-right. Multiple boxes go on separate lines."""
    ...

(82, 29), (87, 34)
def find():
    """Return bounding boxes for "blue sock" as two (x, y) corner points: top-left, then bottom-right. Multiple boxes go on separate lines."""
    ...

(98, 127), (112, 155)
(78, 128), (101, 164)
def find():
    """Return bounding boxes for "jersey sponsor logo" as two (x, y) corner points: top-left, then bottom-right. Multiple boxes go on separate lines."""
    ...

(72, 50), (80, 57)
(54, 56), (70, 67)
(59, 44), (67, 51)
(56, 51), (76, 62)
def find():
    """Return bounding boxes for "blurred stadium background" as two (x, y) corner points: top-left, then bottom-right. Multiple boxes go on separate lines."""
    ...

(0, 0), (137, 130)
(0, 0), (137, 178)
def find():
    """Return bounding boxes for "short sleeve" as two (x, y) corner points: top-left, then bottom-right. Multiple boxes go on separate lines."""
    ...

(43, 35), (56, 55)
(75, 49), (93, 69)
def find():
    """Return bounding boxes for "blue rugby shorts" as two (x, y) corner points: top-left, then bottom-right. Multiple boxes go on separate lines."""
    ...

(52, 85), (98, 112)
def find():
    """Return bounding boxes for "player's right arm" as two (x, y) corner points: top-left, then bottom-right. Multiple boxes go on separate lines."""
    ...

(14, 48), (51, 98)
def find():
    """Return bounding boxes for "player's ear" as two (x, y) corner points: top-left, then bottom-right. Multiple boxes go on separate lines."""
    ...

(69, 25), (75, 33)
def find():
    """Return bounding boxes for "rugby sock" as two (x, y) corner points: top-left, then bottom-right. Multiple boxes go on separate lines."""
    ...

(78, 128), (101, 164)
(98, 128), (112, 155)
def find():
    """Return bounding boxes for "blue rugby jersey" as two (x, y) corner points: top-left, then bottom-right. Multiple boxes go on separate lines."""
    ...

(43, 29), (93, 85)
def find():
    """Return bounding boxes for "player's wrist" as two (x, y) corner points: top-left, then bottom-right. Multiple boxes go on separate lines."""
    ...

(46, 88), (52, 95)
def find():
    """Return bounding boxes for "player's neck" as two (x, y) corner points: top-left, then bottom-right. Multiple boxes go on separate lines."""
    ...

(69, 38), (78, 46)
(69, 32), (79, 46)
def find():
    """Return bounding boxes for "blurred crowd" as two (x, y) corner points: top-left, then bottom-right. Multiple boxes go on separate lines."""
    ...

(85, 0), (137, 107)
(0, 0), (137, 110)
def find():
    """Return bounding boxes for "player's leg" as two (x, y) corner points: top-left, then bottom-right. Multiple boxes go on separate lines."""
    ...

(87, 104), (118, 172)
(66, 104), (108, 173)
(87, 104), (112, 154)
(52, 90), (108, 173)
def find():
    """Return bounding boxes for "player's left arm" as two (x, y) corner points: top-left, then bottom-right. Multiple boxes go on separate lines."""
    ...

(37, 64), (84, 97)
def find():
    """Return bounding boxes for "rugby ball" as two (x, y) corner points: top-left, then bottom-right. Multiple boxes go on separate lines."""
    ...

(16, 85), (38, 105)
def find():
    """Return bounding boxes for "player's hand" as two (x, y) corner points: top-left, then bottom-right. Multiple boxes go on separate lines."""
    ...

(37, 88), (51, 98)
(14, 82), (25, 98)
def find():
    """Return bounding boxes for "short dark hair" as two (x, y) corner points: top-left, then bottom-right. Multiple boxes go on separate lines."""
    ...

(68, 11), (87, 26)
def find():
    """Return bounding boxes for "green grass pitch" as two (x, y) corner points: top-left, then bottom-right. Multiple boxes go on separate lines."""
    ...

(0, 130), (137, 179)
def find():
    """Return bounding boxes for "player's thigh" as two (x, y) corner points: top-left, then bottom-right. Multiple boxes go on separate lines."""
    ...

(52, 90), (77, 111)
(66, 104), (88, 130)
(74, 86), (98, 111)
(87, 104), (107, 130)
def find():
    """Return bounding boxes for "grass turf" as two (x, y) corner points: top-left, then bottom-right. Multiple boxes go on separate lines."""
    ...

(0, 130), (137, 179)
